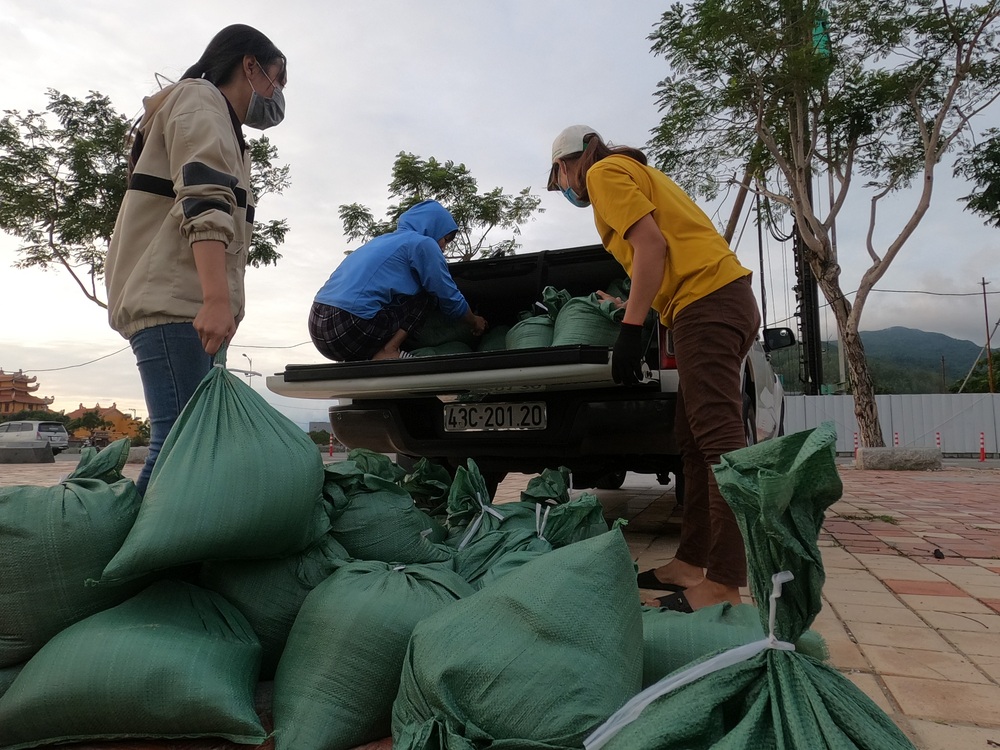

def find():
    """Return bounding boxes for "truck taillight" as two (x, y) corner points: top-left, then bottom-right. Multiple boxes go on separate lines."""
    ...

(658, 324), (677, 370)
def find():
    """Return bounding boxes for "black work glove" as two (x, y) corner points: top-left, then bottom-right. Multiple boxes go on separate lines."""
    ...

(611, 323), (645, 385)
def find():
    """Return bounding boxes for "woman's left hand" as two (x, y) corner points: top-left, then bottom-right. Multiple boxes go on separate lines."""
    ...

(596, 290), (626, 309)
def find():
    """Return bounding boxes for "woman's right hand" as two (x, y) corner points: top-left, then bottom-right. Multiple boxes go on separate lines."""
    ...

(193, 299), (237, 355)
(470, 314), (488, 336)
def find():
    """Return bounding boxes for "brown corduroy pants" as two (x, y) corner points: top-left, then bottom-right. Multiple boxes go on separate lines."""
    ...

(672, 275), (761, 588)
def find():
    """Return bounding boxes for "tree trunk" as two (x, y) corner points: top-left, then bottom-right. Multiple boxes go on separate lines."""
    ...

(840, 327), (885, 447)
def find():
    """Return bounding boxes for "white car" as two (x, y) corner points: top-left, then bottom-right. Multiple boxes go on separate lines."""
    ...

(0, 420), (70, 454)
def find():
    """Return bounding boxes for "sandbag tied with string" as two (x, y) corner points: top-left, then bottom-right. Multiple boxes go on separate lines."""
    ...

(0, 439), (148, 668)
(96, 348), (328, 585)
(453, 514), (553, 589)
(392, 530), (643, 750)
(504, 286), (569, 350)
(323, 465), (452, 565)
(551, 292), (626, 347)
(584, 423), (916, 750)
(273, 560), (474, 750)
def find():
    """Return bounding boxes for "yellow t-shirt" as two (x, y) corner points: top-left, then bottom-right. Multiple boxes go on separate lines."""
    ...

(586, 155), (751, 327)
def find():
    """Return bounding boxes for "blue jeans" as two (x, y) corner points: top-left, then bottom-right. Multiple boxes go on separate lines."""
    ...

(130, 323), (212, 494)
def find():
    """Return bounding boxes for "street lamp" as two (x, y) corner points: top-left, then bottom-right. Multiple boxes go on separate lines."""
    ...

(243, 353), (254, 389)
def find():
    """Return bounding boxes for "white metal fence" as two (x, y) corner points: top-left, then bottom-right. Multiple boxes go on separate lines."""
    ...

(783, 394), (1000, 457)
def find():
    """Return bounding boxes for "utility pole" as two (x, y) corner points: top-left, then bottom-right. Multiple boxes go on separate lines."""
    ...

(793, 177), (824, 395)
(983, 278), (995, 394)
(243, 353), (254, 390)
(940, 356), (947, 393)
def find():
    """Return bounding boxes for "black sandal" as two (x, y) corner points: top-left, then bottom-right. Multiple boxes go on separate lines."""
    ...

(636, 569), (687, 592)
(656, 590), (694, 613)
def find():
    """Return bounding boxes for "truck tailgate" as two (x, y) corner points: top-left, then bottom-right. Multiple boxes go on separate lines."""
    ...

(267, 346), (617, 400)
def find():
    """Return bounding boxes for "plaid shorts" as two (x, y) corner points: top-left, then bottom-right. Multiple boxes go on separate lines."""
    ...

(309, 293), (435, 361)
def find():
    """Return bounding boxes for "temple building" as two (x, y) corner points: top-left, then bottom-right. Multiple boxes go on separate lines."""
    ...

(64, 402), (143, 443)
(0, 370), (55, 415)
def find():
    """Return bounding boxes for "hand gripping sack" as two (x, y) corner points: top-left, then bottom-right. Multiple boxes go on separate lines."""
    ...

(0, 457), (146, 666)
(98, 356), (327, 584)
(0, 580), (264, 749)
(392, 530), (643, 749)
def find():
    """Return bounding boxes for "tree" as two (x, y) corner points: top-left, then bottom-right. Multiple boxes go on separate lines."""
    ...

(0, 89), (291, 308)
(67, 410), (113, 438)
(956, 128), (1000, 227)
(951, 349), (999, 392)
(647, 0), (1000, 447)
(339, 152), (544, 261)
(0, 409), (68, 424)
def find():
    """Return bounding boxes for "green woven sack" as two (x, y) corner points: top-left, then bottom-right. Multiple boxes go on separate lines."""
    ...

(98, 358), (327, 584)
(347, 448), (406, 482)
(0, 580), (264, 749)
(0, 476), (146, 667)
(400, 457), (453, 516)
(505, 315), (553, 349)
(199, 531), (351, 679)
(453, 527), (552, 588)
(273, 560), (474, 750)
(551, 294), (624, 347)
(392, 531), (643, 749)
(0, 666), (21, 702)
(408, 309), (476, 349)
(585, 424), (915, 750)
(325, 472), (453, 564)
(476, 324), (510, 351)
(475, 547), (550, 588)
(67, 437), (132, 484)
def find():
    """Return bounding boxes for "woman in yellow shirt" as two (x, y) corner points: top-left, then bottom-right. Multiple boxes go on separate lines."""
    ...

(548, 125), (761, 612)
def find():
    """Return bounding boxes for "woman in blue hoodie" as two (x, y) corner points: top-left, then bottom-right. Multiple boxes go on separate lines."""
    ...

(310, 200), (488, 361)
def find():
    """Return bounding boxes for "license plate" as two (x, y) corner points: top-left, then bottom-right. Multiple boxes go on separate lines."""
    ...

(443, 402), (547, 432)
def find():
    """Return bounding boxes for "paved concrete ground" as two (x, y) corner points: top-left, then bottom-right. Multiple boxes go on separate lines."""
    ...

(2, 456), (999, 749)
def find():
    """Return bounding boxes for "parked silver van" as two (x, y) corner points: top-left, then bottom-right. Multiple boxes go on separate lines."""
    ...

(0, 421), (70, 454)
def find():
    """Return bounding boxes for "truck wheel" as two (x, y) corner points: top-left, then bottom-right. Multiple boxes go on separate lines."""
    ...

(655, 470), (685, 506)
(594, 470), (627, 490)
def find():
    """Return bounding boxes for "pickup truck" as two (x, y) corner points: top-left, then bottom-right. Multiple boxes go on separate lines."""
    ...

(267, 244), (791, 494)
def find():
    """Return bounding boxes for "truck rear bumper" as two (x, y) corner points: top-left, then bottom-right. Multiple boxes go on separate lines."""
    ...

(328, 390), (680, 476)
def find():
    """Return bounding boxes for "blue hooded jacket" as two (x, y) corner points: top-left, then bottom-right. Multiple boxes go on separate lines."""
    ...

(314, 200), (470, 320)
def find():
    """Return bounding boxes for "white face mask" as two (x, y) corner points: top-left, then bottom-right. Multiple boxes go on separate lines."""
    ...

(245, 62), (285, 130)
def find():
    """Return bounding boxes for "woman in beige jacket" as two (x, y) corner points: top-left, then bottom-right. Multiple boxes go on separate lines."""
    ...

(105, 24), (287, 494)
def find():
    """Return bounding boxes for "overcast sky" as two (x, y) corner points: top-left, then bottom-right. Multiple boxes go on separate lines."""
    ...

(2, 0), (998, 428)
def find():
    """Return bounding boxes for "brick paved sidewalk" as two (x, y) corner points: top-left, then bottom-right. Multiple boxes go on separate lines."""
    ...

(3, 459), (999, 749)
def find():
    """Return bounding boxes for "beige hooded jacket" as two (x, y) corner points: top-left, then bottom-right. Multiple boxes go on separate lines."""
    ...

(105, 78), (254, 339)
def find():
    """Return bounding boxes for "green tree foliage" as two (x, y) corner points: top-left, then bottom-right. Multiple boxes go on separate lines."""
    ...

(955, 128), (1000, 228)
(67, 409), (113, 437)
(339, 152), (544, 261)
(647, 0), (1000, 446)
(0, 89), (290, 308)
(951, 349), (1000, 392)
(0, 410), (69, 424)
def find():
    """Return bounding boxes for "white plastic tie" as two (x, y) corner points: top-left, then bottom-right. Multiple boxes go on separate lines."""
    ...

(393, 565), (406, 571)
(227, 367), (262, 377)
(584, 571), (797, 750)
(457, 491), (505, 550)
(420, 528), (433, 539)
(535, 503), (551, 540)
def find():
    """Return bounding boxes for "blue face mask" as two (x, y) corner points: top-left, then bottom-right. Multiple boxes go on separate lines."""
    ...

(561, 186), (590, 208)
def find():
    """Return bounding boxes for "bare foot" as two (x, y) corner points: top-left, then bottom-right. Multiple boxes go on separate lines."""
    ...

(643, 559), (705, 589)
(372, 347), (401, 361)
(677, 579), (742, 610)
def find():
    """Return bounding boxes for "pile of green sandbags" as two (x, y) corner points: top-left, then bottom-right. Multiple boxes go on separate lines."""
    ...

(0, 439), (147, 668)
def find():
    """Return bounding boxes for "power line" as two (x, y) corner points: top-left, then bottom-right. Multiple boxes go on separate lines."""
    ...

(20, 341), (314, 374)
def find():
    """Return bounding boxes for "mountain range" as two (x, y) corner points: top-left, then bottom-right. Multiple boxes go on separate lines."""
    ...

(767, 326), (986, 394)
